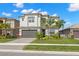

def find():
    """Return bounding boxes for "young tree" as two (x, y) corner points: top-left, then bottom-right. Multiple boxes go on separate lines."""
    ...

(45, 19), (55, 36)
(41, 17), (65, 38)
(0, 23), (10, 36)
(54, 19), (65, 38)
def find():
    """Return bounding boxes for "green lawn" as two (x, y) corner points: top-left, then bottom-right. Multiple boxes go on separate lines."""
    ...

(32, 38), (79, 44)
(0, 38), (16, 43)
(24, 45), (79, 51)
(0, 35), (17, 43)
(24, 38), (79, 51)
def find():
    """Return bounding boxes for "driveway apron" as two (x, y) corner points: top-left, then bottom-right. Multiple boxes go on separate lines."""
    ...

(0, 38), (35, 50)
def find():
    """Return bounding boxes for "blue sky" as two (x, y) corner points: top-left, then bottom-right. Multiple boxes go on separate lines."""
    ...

(0, 3), (79, 28)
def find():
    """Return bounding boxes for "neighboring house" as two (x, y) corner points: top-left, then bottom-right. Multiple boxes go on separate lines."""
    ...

(59, 24), (79, 38)
(0, 17), (19, 37)
(19, 13), (60, 38)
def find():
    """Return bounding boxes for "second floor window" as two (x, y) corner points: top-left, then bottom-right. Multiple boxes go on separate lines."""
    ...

(28, 16), (35, 22)
(22, 17), (24, 21)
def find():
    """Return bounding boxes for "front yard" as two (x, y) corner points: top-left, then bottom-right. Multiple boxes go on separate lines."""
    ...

(24, 45), (79, 51)
(32, 38), (79, 44)
(24, 32), (79, 51)
(24, 38), (79, 51)
(0, 38), (16, 43)
(0, 35), (16, 43)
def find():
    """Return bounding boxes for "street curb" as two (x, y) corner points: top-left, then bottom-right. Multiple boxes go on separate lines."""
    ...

(0, 43), (79, 46)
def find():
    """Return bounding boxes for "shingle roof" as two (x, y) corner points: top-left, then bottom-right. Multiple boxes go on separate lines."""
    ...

(70, 24), (79, 28)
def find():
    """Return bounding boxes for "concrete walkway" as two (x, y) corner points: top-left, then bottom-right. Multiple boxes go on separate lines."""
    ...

(0, 38), (35, 50)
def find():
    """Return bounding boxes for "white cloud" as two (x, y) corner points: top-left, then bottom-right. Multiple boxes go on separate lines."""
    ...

(65, 22), (72, 25)
(13, 10), (18, 12)
(21, 9), (33, 14)
(2, 12), (12, 17)
(21, 9), (27, 13)
(32, 9), (41, 13)
(52, 13), (57, 16)
(21, 8), (48, 15)
(36, 9), (41, 12)
(64, 22), (72, 28)
(40, 11), (48, 15)
(32, 11), (38, 13)
(13, 3), (24, 8)
(68, 3), (79, 11)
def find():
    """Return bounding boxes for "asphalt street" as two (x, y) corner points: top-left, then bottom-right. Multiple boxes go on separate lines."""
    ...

(0, 51), (78, 56)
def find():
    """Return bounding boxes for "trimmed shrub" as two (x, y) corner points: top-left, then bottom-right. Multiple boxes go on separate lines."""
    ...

(52, 34), (62, 39)
(6, 35), (17, 39)
(0, 35), (17, 39)
(36, 32), (43, 40)
(70, 35), (74, 39)
(0, 36), (6, 39)
(42, 35), (49, 40)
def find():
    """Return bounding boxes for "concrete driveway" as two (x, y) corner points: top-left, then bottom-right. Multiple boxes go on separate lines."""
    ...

(8, 38), (35, 43)
(0, 38), (35, 50)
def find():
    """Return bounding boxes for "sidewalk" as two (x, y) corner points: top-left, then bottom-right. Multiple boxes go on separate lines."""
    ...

(0, 43), (79, 46)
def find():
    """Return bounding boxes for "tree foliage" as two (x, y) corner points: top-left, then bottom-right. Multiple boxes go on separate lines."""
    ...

(0, 23), (10, 29)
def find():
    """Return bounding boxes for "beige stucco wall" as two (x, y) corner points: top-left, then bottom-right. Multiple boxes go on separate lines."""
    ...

(6, 20), (15, 28)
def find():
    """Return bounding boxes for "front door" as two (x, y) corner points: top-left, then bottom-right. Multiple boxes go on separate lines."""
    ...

(42, 29), (45, 37)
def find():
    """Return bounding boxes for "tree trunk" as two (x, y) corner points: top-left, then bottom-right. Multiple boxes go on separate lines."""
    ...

(49, 28), (50, 36)
(5, 29), (7, 37)
(48, 27), (51, 40)
(58, 29), (60, 38)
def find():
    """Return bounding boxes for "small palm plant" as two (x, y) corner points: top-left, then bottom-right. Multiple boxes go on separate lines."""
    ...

(45, 18), (55, 36)
(41, 17), (65, 39)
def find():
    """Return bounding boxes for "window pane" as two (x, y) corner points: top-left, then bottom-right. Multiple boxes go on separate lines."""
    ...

(28, 16), (35, 22)
(22, 17), (24, 21)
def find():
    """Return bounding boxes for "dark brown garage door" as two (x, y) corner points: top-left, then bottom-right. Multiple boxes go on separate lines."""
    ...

(22, 30), (37, 38)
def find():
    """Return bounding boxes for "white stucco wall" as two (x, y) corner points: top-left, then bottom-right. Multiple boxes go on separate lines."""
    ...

(20, 15), (41, 27)
(37, 29), (41, 32)
(45, 28), (58, 35)
(19, 29), (22, 36)
(54, 29), (58, 34)
(20, 16), (28, 27)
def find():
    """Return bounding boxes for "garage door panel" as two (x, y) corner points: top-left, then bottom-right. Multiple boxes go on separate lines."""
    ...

(73, 30), (79, 38)
(22, 30), (37, 38)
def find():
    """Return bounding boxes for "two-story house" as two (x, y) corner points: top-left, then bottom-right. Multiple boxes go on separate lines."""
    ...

(0, 17), (19, 37)
(19, 13), (59, 38)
